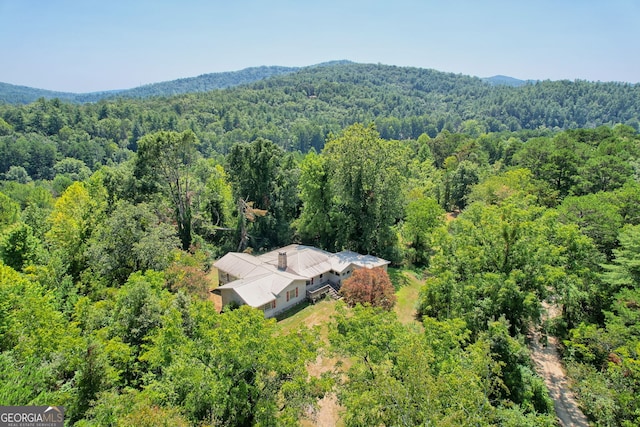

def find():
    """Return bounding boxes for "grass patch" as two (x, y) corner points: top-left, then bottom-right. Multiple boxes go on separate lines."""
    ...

(393, 270), (425, 326)
(277, 298), (338, 340)
(388, 267), (411, 290)
(275, 300), (312, 321)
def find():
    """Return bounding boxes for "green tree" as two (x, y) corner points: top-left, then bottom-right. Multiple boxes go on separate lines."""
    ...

(85, 200), (178, 286)
(468, 168), (537, 206)
(191, 159), (234, 241)
(323, 123), (408, 258)
(449, 159), (480, 210)
(136, 130), (199, 250)
(329, 304), (555, 426)
(296, 150), (335, 249)
(53, 157), (92, 181)
(3, 165), (31, 183)
(512, 134), (586, 201)
(340, 267), (397, 310)
(45, 181), (99, 278)
(143, 304), (324, 426)
(226, 137), (297, 249)
(417, 198), (571, 335)
(558, 193), (623, 260)
(601, 224), (640, 297)
(0, 222), (41, 271)
(110, 270), (168, 386)
(562, 225), (640, 426)
(401, 195), (445, 266)
(573, 155), (633, 195)
(0, 191), (20, 230)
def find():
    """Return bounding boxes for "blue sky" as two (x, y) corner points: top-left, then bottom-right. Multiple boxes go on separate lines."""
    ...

(1, 0), (638, 92)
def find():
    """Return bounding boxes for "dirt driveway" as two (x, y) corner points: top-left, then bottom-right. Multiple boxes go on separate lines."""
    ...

(529, 303), (590, 427)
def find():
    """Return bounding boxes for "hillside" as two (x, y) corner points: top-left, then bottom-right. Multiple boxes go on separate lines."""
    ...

(482, 75), (529, 87)
(1, 62), (639, 161)
(0, 65), (305, 104)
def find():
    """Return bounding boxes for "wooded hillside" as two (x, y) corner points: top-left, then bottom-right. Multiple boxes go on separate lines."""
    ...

(1, 62), (639, 426)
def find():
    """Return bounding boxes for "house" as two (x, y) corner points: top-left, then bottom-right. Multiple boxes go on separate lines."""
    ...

(213, 244), (389, 317)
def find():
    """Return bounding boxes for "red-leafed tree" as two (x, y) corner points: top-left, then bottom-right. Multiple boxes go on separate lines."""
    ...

(340, 267), (397, 311)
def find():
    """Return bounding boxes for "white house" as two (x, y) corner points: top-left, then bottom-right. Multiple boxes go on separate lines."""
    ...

(214, 244), (389, 317)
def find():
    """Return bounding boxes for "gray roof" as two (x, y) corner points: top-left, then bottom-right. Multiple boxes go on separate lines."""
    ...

(214, 252), (263, 278)
(258, 244), (333, 277)
(331, 250), (390, 272)
(218, 273), (275, 307)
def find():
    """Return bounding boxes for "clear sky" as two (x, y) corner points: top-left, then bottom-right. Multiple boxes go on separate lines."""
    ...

(1, 0), (638, 93)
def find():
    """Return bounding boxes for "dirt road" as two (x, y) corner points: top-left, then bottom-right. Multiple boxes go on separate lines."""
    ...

(529, 304), (590, 427)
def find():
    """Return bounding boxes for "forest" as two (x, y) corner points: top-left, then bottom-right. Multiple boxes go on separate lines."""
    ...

(1, 62), (640, 426)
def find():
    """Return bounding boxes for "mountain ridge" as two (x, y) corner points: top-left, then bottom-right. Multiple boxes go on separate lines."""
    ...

(482, 75), (531, 87)
(3, 61), (636, 106)
(0, 61), (354, 105)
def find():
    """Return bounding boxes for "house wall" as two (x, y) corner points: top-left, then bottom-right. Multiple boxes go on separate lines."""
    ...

(219, 288), (244, 307)
(265, 279), (307, 318)
(328, 271), (341, 285)
(217, 270), (237, 285)
(308, 272), (329, 288)
(339, 266), (354, 281)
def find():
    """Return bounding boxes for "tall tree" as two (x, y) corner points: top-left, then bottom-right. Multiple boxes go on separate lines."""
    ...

(401, 195), (445, 266)
(323, 123), (408, 258)
(226, 137), (297, 249)
(45, 181), (98, 278)
(417, 197), (597, 335)
(143, 304), (324, 426)
(0, 191), (20, 230)
(296, 150), (335, 250)
(85, 201), (179, 285)
(136, 130), (199, 250)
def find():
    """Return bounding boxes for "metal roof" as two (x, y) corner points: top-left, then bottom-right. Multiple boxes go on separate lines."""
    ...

(330, 250), (390, 272)
(258, 244), (333, 278)
(218, 274), (277, 307)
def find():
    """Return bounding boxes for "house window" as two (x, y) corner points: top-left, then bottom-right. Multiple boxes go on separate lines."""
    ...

(262, 302), (272, 311)
(320, 273), (323, 278)
(286, 287), (298, 301)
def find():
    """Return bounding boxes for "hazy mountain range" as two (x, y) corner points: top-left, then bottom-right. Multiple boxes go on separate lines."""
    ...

(0, 61), (530, 105)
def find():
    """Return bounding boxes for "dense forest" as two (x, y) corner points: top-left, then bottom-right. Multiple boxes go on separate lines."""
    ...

(1, 62), (640, 426)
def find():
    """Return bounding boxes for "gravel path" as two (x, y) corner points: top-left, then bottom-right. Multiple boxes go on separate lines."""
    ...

(529, 303), (590, 427)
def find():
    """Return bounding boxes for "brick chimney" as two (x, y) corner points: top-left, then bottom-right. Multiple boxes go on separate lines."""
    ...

(278, 252), (287, 271)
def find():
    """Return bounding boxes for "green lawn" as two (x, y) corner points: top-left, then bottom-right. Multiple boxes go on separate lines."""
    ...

(277, 298), (338, 340)
(392, 269), (425, 326)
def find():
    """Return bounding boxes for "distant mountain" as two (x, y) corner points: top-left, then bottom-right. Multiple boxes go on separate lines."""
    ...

(1, 61), (638, 161)
(482, 75), (530, 87)
(0, 65), (313, 105)
(108, 65), (302, 100)
(0, 82), (102, 105)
